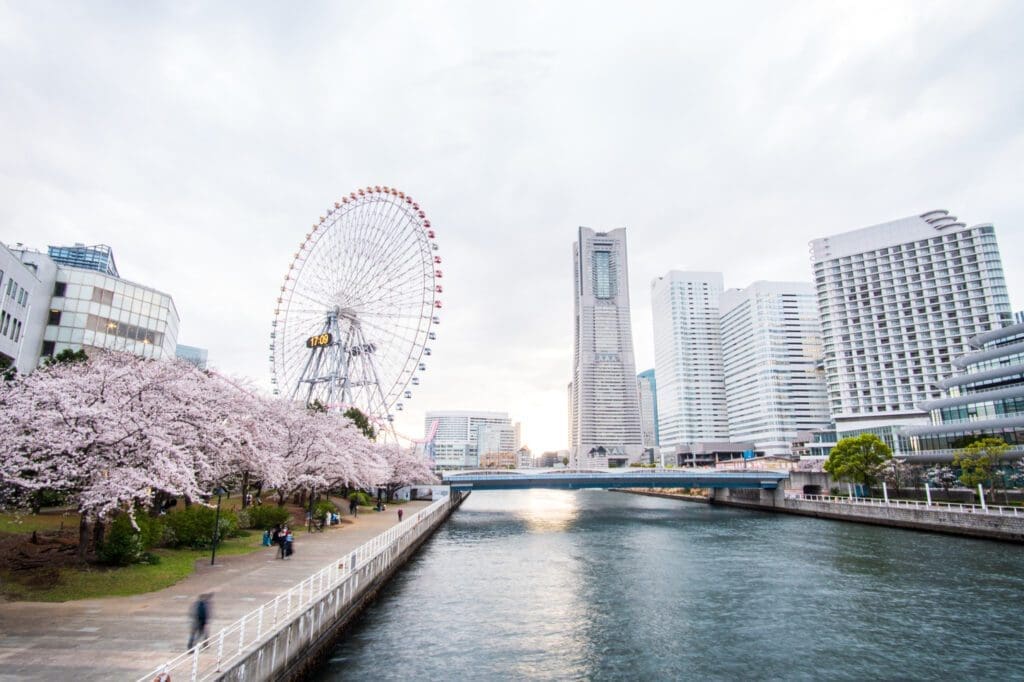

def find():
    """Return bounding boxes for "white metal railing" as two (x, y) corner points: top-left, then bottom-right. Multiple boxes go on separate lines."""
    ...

(785, 493), (1023, 517)
(140, 492), (460, 682)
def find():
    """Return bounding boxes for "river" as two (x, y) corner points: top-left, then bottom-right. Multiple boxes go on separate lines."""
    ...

(316, 490), (1024, 680)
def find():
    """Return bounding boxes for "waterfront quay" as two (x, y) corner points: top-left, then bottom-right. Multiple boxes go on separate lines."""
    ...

(0, 499), (438, 681)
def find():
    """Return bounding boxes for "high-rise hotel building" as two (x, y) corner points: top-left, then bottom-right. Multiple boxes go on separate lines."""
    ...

(719, 281), (830, 454)
(810, 210), (1013, 453)
(651, 272), (728, 446)
(570, 227), (644, 467)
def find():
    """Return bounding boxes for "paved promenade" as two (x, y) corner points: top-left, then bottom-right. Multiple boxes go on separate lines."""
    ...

(0, 501), (429, 681)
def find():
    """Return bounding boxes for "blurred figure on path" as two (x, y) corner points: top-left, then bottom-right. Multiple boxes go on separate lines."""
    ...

(397, 508), (404, 522)
(187, 593), (212, 650)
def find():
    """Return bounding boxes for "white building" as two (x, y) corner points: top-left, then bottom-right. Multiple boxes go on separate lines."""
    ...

(425, 410), (514, 469)
(651, 271), (728, 446)
(637, 369), (658, 448)
(719, 281), (830, 454)
(810, 210), (1013, 453)
(3, 242), (180, 369)
(477, 421), (520, 458)
(23, 251), (179, 362)
(569, 227), (644, 467)
(0, 243), (56, 374)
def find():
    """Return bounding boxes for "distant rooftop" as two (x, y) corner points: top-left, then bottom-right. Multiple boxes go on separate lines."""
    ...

(47, 243), (119, 277)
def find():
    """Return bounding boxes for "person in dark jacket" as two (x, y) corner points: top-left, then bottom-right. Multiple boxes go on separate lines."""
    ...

(187, 593), (212, 649)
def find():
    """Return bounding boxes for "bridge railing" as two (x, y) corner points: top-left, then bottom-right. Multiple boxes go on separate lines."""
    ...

(139, 493), (459, 682)
(785, 493), (1022, 517)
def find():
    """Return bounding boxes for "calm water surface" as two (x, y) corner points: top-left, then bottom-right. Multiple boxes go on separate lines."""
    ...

(317, 490), (1024, 681)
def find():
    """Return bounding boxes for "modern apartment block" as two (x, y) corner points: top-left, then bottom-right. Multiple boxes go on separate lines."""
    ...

(569, 227), (644, 467)
(650, 271), (728, 447)
(425, 410), (514, 469)
(637, 368), (659, 448)
(810, 210), (1013, 453)
(3, 242), (181, 369)
(719, 281), (830, 454)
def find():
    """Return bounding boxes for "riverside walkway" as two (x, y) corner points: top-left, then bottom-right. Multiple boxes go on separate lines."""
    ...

(0, 501), (429, 681)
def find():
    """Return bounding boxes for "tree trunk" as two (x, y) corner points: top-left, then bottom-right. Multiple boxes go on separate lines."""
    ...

(241, 471), (250, 509)
(92, 518), (106, 550)
(77, 513), (91, 561)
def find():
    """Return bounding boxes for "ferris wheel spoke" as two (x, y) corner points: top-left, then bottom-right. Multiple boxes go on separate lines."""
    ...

(338, 204), (414, 306)
(346, 253), (433, 312)
(347, 213), (425, 303)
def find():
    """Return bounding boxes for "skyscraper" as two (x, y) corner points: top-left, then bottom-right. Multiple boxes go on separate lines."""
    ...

(651, 271), (728, 446)
(570, 227), (643, 467)
(810, 210), (1013, 453)
(637, 369), (659, 448)
(719, 281), (830, 454)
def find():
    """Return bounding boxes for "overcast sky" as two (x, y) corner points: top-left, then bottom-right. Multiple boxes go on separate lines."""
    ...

(2, 1), (1022, 452)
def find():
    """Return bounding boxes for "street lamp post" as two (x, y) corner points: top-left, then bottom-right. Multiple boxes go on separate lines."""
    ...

(210, 486), (226, 566)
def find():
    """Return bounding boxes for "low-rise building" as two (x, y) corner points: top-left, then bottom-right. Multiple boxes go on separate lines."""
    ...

(4, 242), (180, 366)
(176, 344), (209, 369)
(480, 451), (517, 469)
(904, 321), (1024, 462)
(670, 441), (761, 468)
(0, 243), (55, 373)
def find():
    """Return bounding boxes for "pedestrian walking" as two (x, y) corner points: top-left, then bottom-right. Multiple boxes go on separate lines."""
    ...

(397, 508), (404, 522)
(349, 498), (358, 517)
(284, 529), (294, 559)
(187, 593), (212, 650)
(277, 525), (288, 559)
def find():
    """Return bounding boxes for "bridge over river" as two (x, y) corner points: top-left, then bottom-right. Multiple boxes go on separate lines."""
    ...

(441, 468), (788, 491)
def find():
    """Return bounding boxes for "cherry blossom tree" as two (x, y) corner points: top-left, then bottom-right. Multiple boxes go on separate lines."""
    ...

(0, 352), (245, 557)
(377, 442), (438, 501)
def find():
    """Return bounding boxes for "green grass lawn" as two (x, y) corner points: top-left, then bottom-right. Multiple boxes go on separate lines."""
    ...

(0, 533), (264, 603)
(0, 510), (79, 534)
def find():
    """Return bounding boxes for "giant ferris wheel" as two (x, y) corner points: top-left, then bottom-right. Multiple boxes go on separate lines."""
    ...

(270, 186), (441, 432)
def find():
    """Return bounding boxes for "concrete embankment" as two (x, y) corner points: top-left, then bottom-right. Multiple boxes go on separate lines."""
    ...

(219, 491), (468, 682)
(616, 486), (1024, 543)
(709, 488), (1024, 543)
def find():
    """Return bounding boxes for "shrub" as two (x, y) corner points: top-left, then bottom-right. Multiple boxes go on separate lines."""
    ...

(348, 491), (373, 507)
(98, 514), (145, 566)
(97, 512), (167, 565)
(164, 505), (240, 549)
(245, 505), (292, 530)
(314, 499), (338, 518)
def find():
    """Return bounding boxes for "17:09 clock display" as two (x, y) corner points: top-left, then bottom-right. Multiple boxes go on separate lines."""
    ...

(306, 333), (333, 348)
